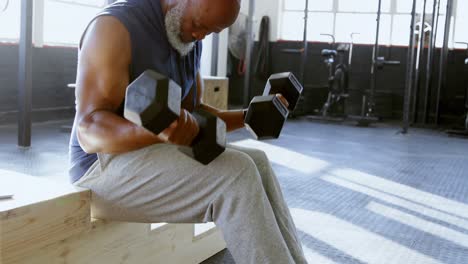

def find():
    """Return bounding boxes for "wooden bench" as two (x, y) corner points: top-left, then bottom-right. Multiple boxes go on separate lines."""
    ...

(0, 170), (226, 264)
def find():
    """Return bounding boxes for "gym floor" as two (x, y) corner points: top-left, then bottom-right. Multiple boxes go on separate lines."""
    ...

(1, 118), (468, 264)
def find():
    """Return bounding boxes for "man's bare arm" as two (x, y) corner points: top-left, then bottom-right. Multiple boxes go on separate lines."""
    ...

(75, 16), (164, 154)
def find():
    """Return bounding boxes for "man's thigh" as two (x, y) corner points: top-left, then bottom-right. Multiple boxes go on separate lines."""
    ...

(74, 143), (257, 223)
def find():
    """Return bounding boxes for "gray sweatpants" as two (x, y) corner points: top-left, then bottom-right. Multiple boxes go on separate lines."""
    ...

(73, 143), (307, 264)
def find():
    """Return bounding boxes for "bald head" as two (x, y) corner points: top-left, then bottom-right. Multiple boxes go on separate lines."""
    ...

(164, 0), (240, 43)
(163, 0), (240, 56)
(195, 0), (240, 31)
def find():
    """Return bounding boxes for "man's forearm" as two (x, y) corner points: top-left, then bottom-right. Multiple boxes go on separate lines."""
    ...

(77, 110), (165, 154)
(199, 104), (246, 132)
(217, 109), (246, 132)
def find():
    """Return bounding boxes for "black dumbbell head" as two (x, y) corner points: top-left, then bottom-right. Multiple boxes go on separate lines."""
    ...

(245, 95), (289, 140)
(263, 72), (303, 111)
(124, 70), (181, 134)
(192, 110), (227, 165)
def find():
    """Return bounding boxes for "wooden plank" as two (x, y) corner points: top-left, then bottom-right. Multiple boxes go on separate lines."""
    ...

(13, 222), (225, 264)
(0, 170), (87, 212)
(1, 171), (226, 264)
(0, 172), (91, 264)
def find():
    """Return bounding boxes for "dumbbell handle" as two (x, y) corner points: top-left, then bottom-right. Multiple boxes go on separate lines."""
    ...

(191, 109), (226, 165)
(191, 110), (227, 146)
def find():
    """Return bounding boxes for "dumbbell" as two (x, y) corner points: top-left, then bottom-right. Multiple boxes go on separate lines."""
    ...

(124, 70), (181, 134)
(244, 72), (303, 140)
(191, 109), (226, 164)
(124, 70), (226, 164)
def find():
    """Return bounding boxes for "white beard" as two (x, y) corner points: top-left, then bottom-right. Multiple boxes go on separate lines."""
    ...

(165, 0), (195, 57)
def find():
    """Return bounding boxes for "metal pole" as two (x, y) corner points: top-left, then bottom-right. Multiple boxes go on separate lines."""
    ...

(422, 0), (438, 123)
(211, 33), (219, 76)
(432, 0), (441, 49)
(299, 0), (309, 84)
(435, 0), (454, 125)
(243, 0), (255, 108)
(18, 0), (33, 147)
(349, 33), (360, 68)
(367, 0), (383, 117)
(412, 0), (428, 124)
(402, 0), (418, 133)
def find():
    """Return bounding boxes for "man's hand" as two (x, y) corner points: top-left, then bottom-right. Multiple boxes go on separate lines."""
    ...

(159, 109), (200, 146)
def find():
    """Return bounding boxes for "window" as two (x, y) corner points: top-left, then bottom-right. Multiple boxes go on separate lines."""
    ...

(396, 0), (414, 13)
(392, 15), (412, 46)
(338, 0), (391, 13)
(280, 11), (304, 41)
(284, 0), (305, 11)
(0, 0), (21, 41)
(309, 0), (333, 12)
(0, 0), (107, 45)
(397, 0), (448, 14)
(55, 0), (107, 7)
(284, 0), (333, 11)
(335, 14), (391, 44)
(280, 10), (335, 42)
(43, 0), (107, 46)
(307, 12), (335, 42)
(279, 0), (461, 48)
(454, 0), (468, 49)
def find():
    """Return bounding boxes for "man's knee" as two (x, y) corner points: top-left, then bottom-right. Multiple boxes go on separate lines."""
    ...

(249, 149), (269, 164)
(230, 145), (269, 165)
(220, 149), (257, 170)
(217, 149), (262, 184)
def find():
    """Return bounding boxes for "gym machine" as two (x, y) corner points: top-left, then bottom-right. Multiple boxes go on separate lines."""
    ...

(349, 0), (400, 127)
(402, 0), (419, 133)
(402, 0), (455, 133)
(318, 34), (350, 118)
(466, 57), (468, 131)
(459, 42), (468, 132)
(465, 53), (468, 131)
(446, 42), (468, 136)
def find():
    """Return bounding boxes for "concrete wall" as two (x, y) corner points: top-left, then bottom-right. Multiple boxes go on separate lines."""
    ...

(0, 45), (76, 123)
(240, 0), (281, 41)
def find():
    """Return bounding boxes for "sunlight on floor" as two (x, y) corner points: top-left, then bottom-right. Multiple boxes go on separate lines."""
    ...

(323, 174), (468, 230)
(367, 202), (468, 248)
(331, 168), (468, 219)
(290, 208), (442, 264)
(231, 139), (329, 174)
(302, 245), (336, 264)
